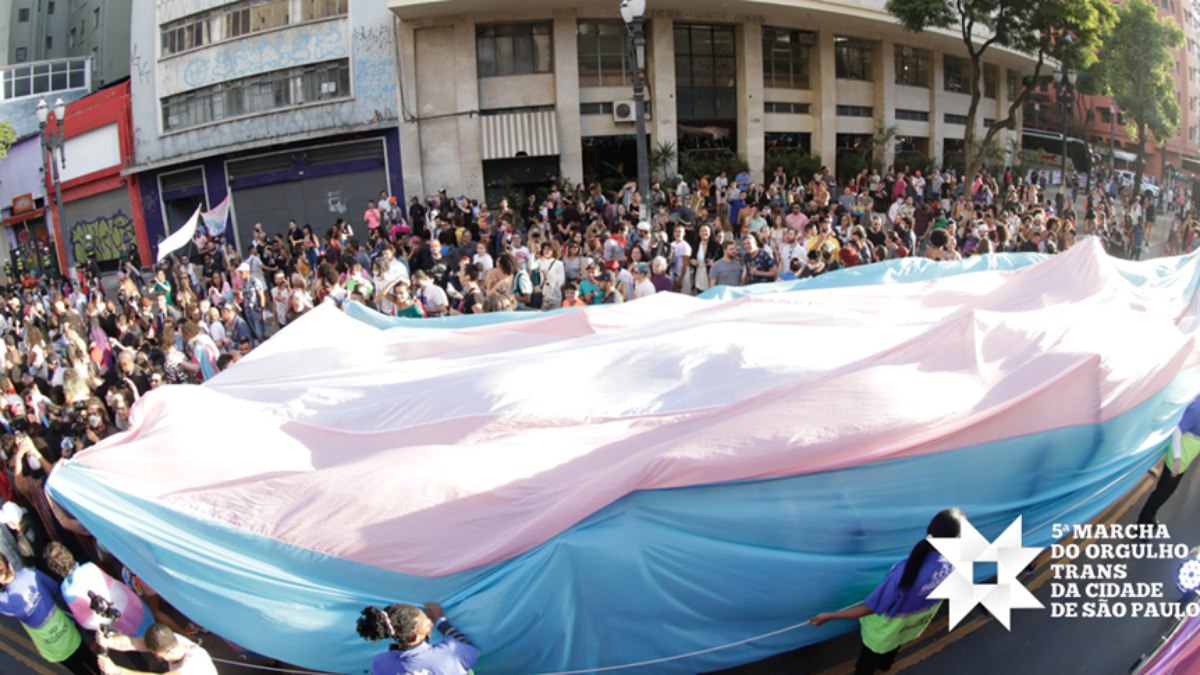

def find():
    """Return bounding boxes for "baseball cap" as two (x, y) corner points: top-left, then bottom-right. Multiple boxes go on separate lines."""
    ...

(237, 262), (251, 272)
(606, 260), (620, 271)
(598, 271), (613, 282)
(637, 222), (650, 232)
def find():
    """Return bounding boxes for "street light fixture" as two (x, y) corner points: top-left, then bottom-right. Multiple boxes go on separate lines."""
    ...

(1054, 68), (1076, 202)
(620, 0), (650, 220)
(36, 98), (70, 278)
(1110, 103), (1117, 176)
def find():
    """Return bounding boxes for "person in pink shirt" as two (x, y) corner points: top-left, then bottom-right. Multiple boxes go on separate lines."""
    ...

(364, 200), (382, 231)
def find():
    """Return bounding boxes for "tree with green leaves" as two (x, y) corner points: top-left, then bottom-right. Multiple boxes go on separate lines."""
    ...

(1095, 0), (1184, 201)
(0, 122), (15, 161)
(887, 0), (1115, 180)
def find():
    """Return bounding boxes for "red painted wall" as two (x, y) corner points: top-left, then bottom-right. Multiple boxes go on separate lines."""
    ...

(42, 81), (150, 274)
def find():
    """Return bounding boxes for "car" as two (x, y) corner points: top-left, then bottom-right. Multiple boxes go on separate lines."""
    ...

(1114, 169), (1161, 198)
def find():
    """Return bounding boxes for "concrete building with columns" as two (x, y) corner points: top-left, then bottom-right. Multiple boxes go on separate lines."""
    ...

(388, 0), (1039, 200)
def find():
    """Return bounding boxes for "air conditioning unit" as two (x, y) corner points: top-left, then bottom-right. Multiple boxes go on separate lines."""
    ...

(613, 100), (636, 123)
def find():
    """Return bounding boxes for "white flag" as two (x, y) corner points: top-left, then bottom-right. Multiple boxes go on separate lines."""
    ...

(156, 205), (201, 264)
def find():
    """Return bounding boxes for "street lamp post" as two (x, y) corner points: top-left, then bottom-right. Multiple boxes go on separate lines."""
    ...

(1109, 104), (1117, 176)
(36, 98), (70, 279)
(620, 0), (650, 220)
(1054, 68), (1077, 200)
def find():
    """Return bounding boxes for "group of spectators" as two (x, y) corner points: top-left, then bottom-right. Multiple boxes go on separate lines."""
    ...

(0, 160), (1190, 675)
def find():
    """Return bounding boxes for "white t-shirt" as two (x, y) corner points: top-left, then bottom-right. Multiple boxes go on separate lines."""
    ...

(634, 278), (657, 299)
(168, 635), (217, 675)
(417, 282), (449, 314)
(511, 246), (531, 271)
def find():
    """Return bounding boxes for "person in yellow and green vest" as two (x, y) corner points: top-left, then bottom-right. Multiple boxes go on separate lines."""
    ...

(0, 550), (100, 674)
(1138, 396), (1200, 526)
(810, 508), (965, 675)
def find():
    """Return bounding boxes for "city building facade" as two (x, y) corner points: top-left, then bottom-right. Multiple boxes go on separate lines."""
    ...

(388, 0), (1038, 200)
(0, 55), (96, 278)
(1029, 0), (1200, 183)
(5, 0), (132, 89)
(127, 0), (405, 253)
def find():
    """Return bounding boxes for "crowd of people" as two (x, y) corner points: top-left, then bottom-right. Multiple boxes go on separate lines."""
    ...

(0, 160), (1193, 675)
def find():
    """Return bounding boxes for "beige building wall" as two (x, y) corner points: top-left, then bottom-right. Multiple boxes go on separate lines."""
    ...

(392, 1), (1038, 198)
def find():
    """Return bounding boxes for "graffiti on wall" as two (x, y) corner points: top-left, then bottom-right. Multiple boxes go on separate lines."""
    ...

(69, 210), (135, 263)
(131, 43), (152, 86)
(182, 23), (346, 88)
(327, 190), (347, 214)
(352, 25), (399, 124)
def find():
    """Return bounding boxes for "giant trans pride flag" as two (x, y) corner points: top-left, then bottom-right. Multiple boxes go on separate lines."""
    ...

(48, 239), (1200, 673)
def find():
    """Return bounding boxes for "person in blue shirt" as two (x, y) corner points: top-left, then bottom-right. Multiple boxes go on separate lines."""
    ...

(0, 551), (100, 674)
(810, 508), (965, 675)
(358, 601), (478, 675)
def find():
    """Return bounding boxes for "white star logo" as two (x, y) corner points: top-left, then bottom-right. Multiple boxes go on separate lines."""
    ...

(926, 516), (1044, 630)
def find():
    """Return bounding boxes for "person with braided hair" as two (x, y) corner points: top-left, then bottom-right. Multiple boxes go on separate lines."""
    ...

(358, 600), (478, 675)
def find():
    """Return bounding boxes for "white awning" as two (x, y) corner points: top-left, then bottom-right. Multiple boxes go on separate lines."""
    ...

(1184, 155), (1200, 173)
(1112, 148), (1137, 162)
(481, 110), (560, 160)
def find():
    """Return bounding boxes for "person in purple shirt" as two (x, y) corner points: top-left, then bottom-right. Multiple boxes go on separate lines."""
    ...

(358, 600), (478, 675)
(0, 551), (99, 674)
(810, 508), (965, 675)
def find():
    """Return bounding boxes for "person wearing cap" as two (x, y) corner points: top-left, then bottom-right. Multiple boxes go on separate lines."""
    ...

(596, 271), (623, 304)
(578, 260), (602, 305)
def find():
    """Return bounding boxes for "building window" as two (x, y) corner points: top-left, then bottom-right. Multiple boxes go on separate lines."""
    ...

(762, 27), (813, 89)
(161, 0), (349, 57)
(1099, 107), (1112, 123)
(17, 8), (29, 22)
(1, 58), (88, 99)
(93, 8), (100, 28)
(983, 64), (998, 99)
(300, 0), (348, 21)
(674, 23), (737, 121)
(835, 37), (873, 81)
(1007, 69), (1021, 101)
(14, 48), (27, 62)
(894, 46), (929, 87)
(68, 29), (75, 48)
(161, 58), (351, 132)
(983, 118), (995, 127)
(764, 101), (811, 114)
(577, 21), (636, 87)
(45, 36), (52, 50)
(944, 113), (968, 125)
(944, 55), (969, 93)
(837, 105), (874, 117)
(477, 23), (553, 78)
(895, 108), (929, 122)
(162, 20), (207, 55)
(47, 1), (54, 14)
(580, 102), (614, 115)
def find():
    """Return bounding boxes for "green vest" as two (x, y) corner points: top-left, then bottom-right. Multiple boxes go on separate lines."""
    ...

(859, 601), (942, 654)
(21, 605), (82, 662)
(1164, 433), (1200, 473)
